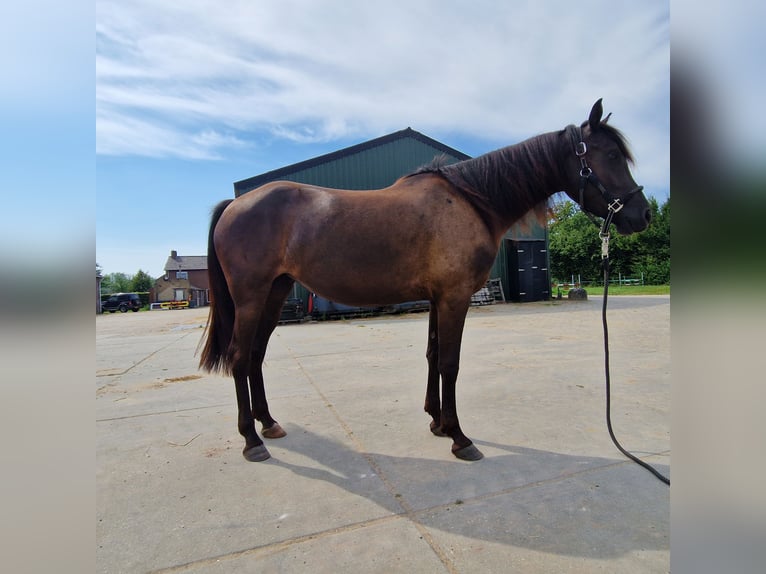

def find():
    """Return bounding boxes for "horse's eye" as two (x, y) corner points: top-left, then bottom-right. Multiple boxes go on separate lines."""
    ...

(607, 150), (620, 161)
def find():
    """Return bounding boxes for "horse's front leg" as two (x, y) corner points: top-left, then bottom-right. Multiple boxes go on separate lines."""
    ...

(424, 305), (446, 437)
(436, 300), (483, 461)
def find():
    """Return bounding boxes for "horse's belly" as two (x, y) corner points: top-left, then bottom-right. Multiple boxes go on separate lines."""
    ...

(297, 269), (427, 307)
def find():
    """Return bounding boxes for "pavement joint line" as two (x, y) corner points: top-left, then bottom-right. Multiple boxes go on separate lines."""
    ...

(288, 344), (408, 360)
(145, 513), (415, 574)
(96, 403), (231, 423)
(287, 343), (461, 574)
(96, 330), (197, 378)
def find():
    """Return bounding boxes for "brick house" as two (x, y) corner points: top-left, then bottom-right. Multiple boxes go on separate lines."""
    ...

(152, 250), (209, 307)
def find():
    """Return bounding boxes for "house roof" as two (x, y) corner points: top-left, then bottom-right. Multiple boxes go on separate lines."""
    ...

(164, 255), (208, 272)
(234, 127), (471, 196)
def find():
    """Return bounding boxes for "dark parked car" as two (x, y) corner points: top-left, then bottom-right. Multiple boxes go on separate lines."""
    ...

(102, 293), (142, 313)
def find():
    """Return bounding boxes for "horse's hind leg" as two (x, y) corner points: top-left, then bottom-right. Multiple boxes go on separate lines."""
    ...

(424, 305), (446, 437)
(249, 275), (295, 440)
(229, 295), (271, 462)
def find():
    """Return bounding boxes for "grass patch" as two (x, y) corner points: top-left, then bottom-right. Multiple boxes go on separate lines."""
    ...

(583, 284), (670, 296)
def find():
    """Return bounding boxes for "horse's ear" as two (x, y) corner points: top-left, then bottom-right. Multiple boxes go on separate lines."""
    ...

(588, 98), (603, 131)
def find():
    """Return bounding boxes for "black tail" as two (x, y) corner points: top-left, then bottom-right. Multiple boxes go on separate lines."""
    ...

(198, 199), (235, 375)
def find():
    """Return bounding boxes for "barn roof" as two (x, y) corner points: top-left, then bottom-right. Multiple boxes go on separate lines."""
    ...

(234, 127), (471, 196)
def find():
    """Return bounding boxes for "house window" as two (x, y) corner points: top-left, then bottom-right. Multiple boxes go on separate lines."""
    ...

(176, 271), (188, 280)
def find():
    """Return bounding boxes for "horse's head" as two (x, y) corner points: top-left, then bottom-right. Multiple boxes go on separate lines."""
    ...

(563, 99), (652, 235)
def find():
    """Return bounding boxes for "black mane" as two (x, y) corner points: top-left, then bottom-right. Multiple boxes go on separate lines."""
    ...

(408, 130), (569, 227)
(408, 122), (634, 230)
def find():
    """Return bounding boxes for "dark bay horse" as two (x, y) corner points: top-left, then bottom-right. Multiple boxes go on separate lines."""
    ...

(199, 99), (652, 462)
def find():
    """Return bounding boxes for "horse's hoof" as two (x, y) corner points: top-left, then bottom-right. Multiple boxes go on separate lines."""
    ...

(452, 444), (484, 461)
(262, 423), (287, 439)
(430, 422), (448, 437)
(243, 444), (271, 462)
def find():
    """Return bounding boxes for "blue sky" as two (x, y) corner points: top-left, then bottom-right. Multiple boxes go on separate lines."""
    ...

(96, 1), (672, 278)
(1, 3), (93, 276)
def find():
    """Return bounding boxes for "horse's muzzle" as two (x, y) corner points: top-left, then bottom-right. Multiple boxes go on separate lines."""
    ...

(636, 190), (652, 226)
(627, 186), (651, 227)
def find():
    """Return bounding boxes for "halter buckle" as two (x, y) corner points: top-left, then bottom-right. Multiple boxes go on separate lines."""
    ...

(575, 141), (587, 156)
(607, 198), (624, 214)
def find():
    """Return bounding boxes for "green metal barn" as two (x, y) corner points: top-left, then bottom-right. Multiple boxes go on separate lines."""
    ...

(233, 127), (550, 307)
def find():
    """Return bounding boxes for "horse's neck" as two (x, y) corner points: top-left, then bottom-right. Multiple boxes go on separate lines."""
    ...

(484, 130), (568, 229)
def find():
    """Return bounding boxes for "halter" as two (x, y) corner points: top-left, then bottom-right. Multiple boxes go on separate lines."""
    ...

(565, 124), (644, 258)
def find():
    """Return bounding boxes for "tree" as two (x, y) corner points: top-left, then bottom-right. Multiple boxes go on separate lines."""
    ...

(547, 201), (601, 282)
(131, 269), (154, 292)
(548, 196), (670, 285)
(101, 272), (132, 294)
(611, 197), (670, 284)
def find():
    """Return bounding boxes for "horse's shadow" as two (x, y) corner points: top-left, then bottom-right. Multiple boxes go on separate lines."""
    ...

(265, 425), (669, 560)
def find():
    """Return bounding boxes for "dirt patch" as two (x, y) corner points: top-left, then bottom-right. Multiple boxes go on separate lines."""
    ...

(142, 374), (203, 391)
(96, 383), (125, 397)
(163, 374), (203, 383)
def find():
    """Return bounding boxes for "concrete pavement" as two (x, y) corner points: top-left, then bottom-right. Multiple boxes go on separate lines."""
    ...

(97, 296), (670, 573)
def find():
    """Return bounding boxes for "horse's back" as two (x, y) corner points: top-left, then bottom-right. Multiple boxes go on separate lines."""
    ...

(213, 176), (496, 305)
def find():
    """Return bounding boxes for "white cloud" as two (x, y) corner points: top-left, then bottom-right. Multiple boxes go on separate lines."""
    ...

(96, 0), (670, 188)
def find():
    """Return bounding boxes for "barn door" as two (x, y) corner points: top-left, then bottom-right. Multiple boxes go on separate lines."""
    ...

(514, 241), (550, 302)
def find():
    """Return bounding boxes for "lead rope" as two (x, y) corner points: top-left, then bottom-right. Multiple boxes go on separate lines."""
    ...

(600, 223), (670, 486)
(570, 123), (669, 484)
